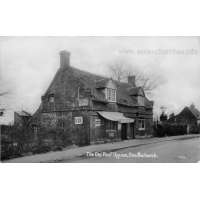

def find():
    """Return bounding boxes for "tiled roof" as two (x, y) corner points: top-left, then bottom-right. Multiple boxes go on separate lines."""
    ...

(187, 106), (200, 119)
(127, 87), (143, 95)
(69, 66), (152, 108)
(71, 66), (107, 87)
(145, 97), (154, 108)
(95, 79), (110, 88)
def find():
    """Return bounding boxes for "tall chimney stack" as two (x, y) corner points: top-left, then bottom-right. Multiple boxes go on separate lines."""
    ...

(59, 50), (71, 68)
(128, 75), (136, 87)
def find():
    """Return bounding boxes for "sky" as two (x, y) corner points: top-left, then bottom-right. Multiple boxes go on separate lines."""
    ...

(0, 36), (200, 124)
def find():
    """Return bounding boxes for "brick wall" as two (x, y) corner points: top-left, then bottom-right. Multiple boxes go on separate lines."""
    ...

(33, 65), (154, 146)
(42, 68), (89, 112)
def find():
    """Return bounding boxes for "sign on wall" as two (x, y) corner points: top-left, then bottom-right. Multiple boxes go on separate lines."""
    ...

(75, 117), (83, 124)
(79, 98), (88, 106)
(95, 116), (103, 126)
(118, 122), (121, 130)
(107, 130), (115, 137)
(109, 132), (114, 137)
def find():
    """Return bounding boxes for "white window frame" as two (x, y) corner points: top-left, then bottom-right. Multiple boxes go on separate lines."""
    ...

(106, 88), (116, 102)
(139, 119), (145, 130)
(138, 96), (145, 106)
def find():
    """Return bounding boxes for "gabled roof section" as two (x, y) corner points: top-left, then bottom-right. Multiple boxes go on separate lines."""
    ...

(95, 79), (109, 88)
(127, 87), (145, 96)
(71, 66), (107, 88)
(28, 103), (42, 125)
(69, 66), (152, 108)
(43, 66), (88, 99)
(144, 97), (153, 108)
(186, 106), (200, 119)
(42, 64), (153, 108)
(43, 68), (62, 98)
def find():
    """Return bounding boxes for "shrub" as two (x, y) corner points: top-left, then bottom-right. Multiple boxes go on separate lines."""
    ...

(155, 124), (166, 137)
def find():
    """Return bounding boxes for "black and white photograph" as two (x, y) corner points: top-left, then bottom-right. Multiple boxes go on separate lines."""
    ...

(1, 36), (200, 163)
(0, 1), (200, 200)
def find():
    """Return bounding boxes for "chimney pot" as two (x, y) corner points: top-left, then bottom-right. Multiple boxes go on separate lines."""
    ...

(60, 50), (71, 68)
(128, 75), (136, 87)
(190, 102), (195, 109)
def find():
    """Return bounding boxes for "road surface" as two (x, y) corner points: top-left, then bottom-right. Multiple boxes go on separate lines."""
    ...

(63, 137), (200, 163)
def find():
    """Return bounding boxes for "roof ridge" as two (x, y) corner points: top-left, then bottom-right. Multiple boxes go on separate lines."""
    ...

(67, 66), (86, 88)
(186, 106), (200, 119)
(69, 65), (136, 87)
(70, 66), (108, 79)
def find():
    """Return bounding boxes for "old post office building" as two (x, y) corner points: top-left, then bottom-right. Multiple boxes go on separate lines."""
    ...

(31, 50), (154, 146)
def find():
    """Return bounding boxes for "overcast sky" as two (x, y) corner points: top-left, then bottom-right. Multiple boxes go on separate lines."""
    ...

(0, 36), (200, 124)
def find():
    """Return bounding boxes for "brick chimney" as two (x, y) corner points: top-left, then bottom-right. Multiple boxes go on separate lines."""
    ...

(128, 75), (136, 87)
(60, 50), (71, 68)
(190, 102), (195, 109)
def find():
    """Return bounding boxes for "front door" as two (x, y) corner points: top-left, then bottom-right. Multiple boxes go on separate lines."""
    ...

(121, 123), (127, 140)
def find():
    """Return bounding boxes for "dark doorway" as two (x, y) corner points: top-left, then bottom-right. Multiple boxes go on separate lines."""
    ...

(132, 123), (135, 139)
(121, 123), (127, 140)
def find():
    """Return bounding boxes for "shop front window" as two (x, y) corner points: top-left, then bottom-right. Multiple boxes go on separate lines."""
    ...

(139, 119), (145, 130)
(106, 120), (117, 130)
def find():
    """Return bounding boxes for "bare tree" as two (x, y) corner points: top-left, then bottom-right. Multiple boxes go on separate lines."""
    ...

(107, 60), (129, 82)
(136, 69), (165, 92)
(107, 60), (164, 93)
(0, 72), (19, 116)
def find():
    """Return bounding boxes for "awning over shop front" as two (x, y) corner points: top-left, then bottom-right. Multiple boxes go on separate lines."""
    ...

(98, 111), (134, 123)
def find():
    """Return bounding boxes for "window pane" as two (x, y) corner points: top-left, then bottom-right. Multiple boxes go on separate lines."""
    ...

(107, 89), (111, 100)
(111, 121), (115, 130)
(106, 120), (117, 130)
(139, 120), (145, 129)
(111, 90), (115, 101)
(107, 120), (111, 129)
(139, 120), (142, 128)
(49, 96), (54, 102)
(107, 89), (116, 101)
(138, 96), (144, 106)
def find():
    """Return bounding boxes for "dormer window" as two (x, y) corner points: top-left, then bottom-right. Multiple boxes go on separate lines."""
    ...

(138, 96), (144, 106)
(106, 88), (116, 102)
(48, 94), (55, 102)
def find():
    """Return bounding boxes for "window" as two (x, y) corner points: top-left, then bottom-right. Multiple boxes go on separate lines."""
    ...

(106, 120), (117, 130)
(139, 119), (145, 130)
(49, 94), (55, 102)
(107, 89), (116, 102)
(32, 125), (38, 133)
(138, 96), (144, 106)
